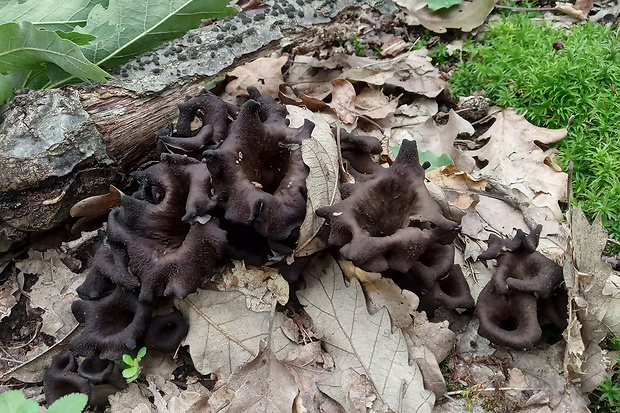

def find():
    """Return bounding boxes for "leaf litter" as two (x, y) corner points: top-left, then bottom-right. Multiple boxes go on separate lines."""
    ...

(3, 3), (619, 412)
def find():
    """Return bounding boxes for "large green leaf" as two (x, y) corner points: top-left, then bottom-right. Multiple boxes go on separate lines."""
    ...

(47, 393), (88, 413)
(0, 21), (109, 82)
(0, 0), (107, 31)
(0, 71), (27, 104)
(77, 0), (235, 67)
(0, 390), (39, 413)
(425, 0), (462, 11)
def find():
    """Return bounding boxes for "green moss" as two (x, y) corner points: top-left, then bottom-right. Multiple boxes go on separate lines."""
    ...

(450, 14), (620, 249)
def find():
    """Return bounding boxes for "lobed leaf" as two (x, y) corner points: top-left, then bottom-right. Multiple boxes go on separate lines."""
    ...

(0, 21), (110, 83)
(76, 0), (235, 67)
(0, 0), (107, 31)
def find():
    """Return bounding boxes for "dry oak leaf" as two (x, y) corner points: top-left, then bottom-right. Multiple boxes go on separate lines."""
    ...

(329, 79), (357, 124)
(467, 108), (568, 221)
(354, 86), (399, 120)
(223, 56), (288, 105)
(0, 271), (21, 321)
(564, 207), (618, 391)
(177, 290), (295, 376)
(403, 110), (475, 172)
(226, 344), (299, 413)
(297, 255), (434, 413)
(426, 164), (486, 211)
(212, 260), (289, 312)
(283, 341), (343, 413)
(340, 50), (447, 98)
(339, 260), (420, 329)
(287, 106), (341, 258)
(15, 250), (84, 338)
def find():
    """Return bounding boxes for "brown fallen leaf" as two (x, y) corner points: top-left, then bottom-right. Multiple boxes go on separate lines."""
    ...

(283, 342), (343, 413)
(339, 260), (419, 329)
(0, 270), (21, 321)
(555, 2), (588, 20)
(329, 79), (357, 124)
(226, 344), (299, 413)
(402, 312), (456, 399)
(70, 185), (123, 233)
(286, 106), (340, 258)
(426, 164), (487, 211)
(564, 207), (619, 392)
(223, 56), (289, 106)
(467, 108), (568, 221)
(177, 289), (295, 375)
(297, 255), (434, 412)
(15, 250), (84, 339)
(340, 50), (447, 98)
(354, 86), (398, 120)
(211, 260), (289, 311)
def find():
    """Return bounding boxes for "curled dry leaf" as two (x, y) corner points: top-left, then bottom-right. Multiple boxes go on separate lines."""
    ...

(286, 106), (341, 258)
(402, 312), (456, 398)
(0, 270), (21, 321)
(212, 260), (289, 311)
(354, 86), (398, 120)
(69, 185), (123, 233)
(226, 344), (299, 413)
(340, 50), (447, 98)
(426, 164), (486, 212)
(283, 341), (342, 413)
(564, 207), (618, 391)
(339, 260), (419, 328)
(297, 255), (434, 413)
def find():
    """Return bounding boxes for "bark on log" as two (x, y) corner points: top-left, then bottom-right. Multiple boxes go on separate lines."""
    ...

(0, 0), (396, 256)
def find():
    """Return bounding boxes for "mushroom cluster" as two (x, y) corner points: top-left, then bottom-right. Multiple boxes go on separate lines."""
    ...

(53, 86), (570, 405)
(475, 226), (567, 349)
(317, 131), (474, 311)
(68, 87), (313, 366)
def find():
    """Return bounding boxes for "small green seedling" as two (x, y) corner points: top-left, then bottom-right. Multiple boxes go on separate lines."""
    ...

(121, 346), (147, 383)
(352, 34), (366, 57)
(0, 390), (87, 413)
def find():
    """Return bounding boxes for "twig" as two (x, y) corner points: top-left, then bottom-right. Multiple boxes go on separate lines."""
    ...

(9, 322), (41, 350)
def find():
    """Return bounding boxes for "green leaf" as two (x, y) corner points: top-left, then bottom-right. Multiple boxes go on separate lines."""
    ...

(136, 346), (147, 359)
(0, 21), (110, 84)
(0, 71), (27, 104)
(47, 393), (88, 413)
(0, 390), (39, 413)
(425, 0), (463, 11)
(0, 0), (107, 31)
(77, 0), (236, 67)
(418, 149), (453, 171)
(122, 354), (134, 365)
(390, 145), (453, 172)
(55, 31), (97, 45)
(122, 366), (137, 378)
